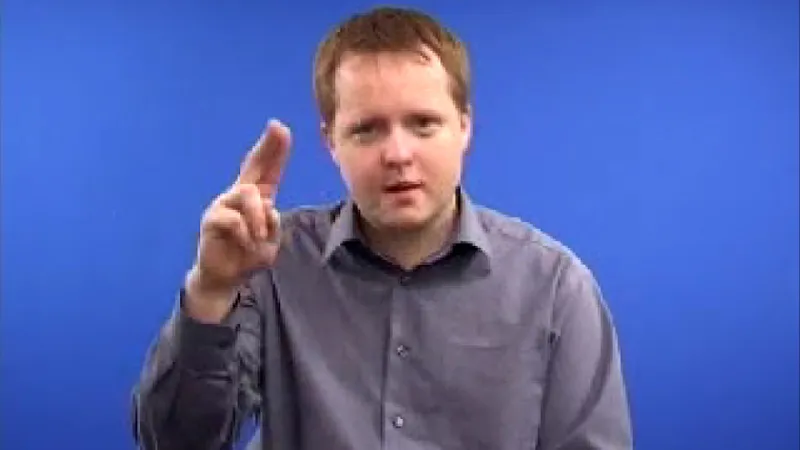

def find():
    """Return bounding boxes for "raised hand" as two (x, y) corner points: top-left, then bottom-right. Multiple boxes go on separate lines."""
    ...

(184, 120), (291, 322)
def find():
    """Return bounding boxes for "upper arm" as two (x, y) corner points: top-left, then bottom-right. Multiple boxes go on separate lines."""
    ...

(537, 258), (633, 450)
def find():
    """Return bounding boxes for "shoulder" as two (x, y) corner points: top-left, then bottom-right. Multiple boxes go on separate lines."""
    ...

(475, 204), (580, 267)
(474, 204), (602, 311)
(278, 202), (339, 233)
(245, 202), (339, 286)
(257, 201), (343, 259)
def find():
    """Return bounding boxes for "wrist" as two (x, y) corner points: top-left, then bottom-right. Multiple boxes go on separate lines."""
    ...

(183, 266), (236, 324)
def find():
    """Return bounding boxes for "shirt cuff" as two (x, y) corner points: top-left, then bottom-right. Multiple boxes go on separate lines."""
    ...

(174, 287), (238, 373)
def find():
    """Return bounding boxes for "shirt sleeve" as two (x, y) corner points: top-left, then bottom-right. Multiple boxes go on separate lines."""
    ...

(537, 259), (634, 450)
(131, 277), (265, 450)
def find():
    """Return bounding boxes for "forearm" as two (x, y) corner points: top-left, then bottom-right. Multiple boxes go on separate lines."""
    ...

(132, 290), (261, 449)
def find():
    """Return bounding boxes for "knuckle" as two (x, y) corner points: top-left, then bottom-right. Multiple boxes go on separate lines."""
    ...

(204, 209), (237, 230)
(239, 183), (259, 197)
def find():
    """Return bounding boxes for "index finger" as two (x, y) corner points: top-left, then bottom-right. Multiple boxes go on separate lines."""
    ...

(236, 119), (292, 196)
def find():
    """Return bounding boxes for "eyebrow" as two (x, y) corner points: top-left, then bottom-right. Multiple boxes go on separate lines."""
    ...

(348, 109), (444, 125)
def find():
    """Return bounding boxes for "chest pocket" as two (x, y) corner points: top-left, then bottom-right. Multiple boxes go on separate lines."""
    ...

(415, 297), (555, 450)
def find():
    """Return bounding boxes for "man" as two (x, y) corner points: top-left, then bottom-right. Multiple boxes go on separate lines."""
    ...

(131, 6), (632, 450)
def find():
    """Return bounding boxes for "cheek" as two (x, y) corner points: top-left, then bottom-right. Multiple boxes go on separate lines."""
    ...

(339, 154), (378, 190)
(422, 147), (463, 181)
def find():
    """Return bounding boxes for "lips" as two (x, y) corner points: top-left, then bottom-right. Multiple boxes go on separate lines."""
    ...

(384, 181), (423, 193)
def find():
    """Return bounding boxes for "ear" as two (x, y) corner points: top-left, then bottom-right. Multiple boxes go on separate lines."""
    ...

(320, 121), (340, 165)
(459, 105), (473, 154)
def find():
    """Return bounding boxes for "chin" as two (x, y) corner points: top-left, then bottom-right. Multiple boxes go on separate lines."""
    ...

(375, 208), (432, 231)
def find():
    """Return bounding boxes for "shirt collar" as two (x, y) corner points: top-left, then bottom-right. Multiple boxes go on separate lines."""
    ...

(322, 187), (492, 263)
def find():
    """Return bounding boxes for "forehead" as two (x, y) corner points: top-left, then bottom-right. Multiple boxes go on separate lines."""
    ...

(333, 49), (454, 118)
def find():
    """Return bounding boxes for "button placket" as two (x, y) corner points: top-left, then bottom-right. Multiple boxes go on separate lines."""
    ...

(385, 272), (413, 441)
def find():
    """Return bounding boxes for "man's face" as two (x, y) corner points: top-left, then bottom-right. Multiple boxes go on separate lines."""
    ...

(324, 47), (472, 232)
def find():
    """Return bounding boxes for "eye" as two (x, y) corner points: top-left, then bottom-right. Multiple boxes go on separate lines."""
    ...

(347, 120), (382, 144)
(409, 115), (441, 136)
(351, 123), (372, 136)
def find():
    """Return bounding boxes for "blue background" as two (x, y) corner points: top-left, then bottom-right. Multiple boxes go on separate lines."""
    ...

(2, 1), (798, 449)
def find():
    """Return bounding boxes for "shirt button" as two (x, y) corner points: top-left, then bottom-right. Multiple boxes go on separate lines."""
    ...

(392, 415), (405, 428)
(399, 274), (412, 285)
(396, 344), (409, 358)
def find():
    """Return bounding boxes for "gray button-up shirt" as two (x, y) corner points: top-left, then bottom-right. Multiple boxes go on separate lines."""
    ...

(132, 191), (632, 450)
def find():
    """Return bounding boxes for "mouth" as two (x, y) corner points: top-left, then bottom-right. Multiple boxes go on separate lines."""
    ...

(383, 181), (423, 194)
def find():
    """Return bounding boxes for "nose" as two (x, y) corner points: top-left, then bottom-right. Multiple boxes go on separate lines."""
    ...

(381, 128), (414, 167)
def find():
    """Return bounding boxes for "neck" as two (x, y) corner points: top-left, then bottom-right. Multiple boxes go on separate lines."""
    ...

(361, 194), (459, 271)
